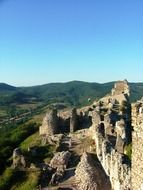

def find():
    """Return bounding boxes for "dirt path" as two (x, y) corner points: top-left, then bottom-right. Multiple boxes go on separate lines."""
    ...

(41, 130), (111, 190)
(41, 132), (85, 190)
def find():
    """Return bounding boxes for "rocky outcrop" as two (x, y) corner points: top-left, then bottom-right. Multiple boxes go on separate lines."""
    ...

(42, 134), (63, 146)
(50, 167), (65, 186)
(39, 109), (59, 135)
(50, 151), (71, 169)
(12, 148), (26, 169)
(49, 151), (71, 185)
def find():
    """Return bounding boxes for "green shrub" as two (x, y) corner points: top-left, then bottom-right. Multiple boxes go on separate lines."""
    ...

(0, 122), (39, 173)
(20, 132), (40, 151)
(124, 143), (132, 160)
(0, 168), (16, 190)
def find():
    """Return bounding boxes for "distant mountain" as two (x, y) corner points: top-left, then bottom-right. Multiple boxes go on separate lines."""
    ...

(19, 81), (114, 106)
(0, 81), (143, 107)
(0, 83), (16, 91)
(0, 83), (35, 105)
(130, 82), (143, 102)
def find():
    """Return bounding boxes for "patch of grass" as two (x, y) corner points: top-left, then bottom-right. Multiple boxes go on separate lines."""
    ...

(20, 132), (55, 164)
(0, 121), (39, 173)
(29, 112), (45, 124)
(11, 171), (40, 190)
(16, 102), (42, 110)
(0, 168), (16, 190)
(124, 143), (132, 160)
(20, 132), (41, 151)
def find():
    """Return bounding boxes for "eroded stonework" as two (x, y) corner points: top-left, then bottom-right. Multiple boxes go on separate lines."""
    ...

(75, 152), (111, 190)
(12, 148), (26, 169)
(111, 80), (130, 96)
(39, 109), (59, 135)
(89, 80), (131, 190)
(38, 80), (143, 190)
(132, 100), (143, 190)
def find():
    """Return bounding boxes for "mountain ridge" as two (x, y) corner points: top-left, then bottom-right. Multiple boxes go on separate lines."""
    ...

(0, 81), (143, 106)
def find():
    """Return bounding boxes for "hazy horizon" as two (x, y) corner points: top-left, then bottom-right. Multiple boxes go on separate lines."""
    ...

(1, 0), (143, 86)
(1, 79), (143, 88)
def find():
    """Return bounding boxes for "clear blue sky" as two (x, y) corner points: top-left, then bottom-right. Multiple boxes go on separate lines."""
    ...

(0, 0), (143, 86)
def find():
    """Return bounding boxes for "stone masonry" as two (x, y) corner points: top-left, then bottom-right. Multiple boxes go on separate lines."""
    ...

(111, 80), (130, 96)
(70, 108), (78, 133)
(93, 127), (131, 190)
(89, 80), (131, 190)
(75, 152), (111, 190)
(132, 100), (143, 190)
(39, 109), (59, 135)
(38, 80), (143, 190)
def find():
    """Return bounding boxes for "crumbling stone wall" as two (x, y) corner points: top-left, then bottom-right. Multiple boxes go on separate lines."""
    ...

(94, 127), (131, 190)
(39, 80), (132, 189)
(115, 119), (126, 154)
(75, 152), (111, 190)
(39, 108), (89, 136)
(132, 101), (143, 190)
(89, 104), (131, 190)
(70, 108), (78, 132)
(39, 109), (59, 135)
(84, 80), (131, 190)
(111, 80), (130, 96)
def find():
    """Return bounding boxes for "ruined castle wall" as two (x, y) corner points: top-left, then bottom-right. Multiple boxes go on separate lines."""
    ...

(93, 129), (131, 190)
(70, 108), (78, 132)
(75, 152), (112, 190)
(132, 103), (143, 190)
(39, 109), (59, 135)
(111, 80), (130, 96)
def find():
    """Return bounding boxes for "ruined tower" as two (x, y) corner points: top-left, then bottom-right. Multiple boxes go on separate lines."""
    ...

(70, 108), (78, 132)
(39, 109), (59, 135)
(111, 80), (130, 97)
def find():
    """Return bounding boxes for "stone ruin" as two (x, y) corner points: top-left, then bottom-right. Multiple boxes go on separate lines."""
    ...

(75, 152), (112, 190)
(87, 80), (131, 190)
(10, 79), (143, 190)
(100, 80), (130, 106)
(70, 108), (78, 132)
(39, 107), (91, 138)
(75, 152), (100, 190)
(131, 99), (143, 190)
(115, 119), (126, 154)
(12, 148), (26, 169)
(50, 151), (71, 169)
(40, 108), (70, 136)
(94, 125), (131, 190)
(39, 109), (59, 135)
(111, 79), (130, 97)
(38, 80), (143, 190)
(49, 151), (71, 185)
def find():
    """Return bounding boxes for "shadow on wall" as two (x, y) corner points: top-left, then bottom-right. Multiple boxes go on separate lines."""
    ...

(58, 113), (93, 133)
